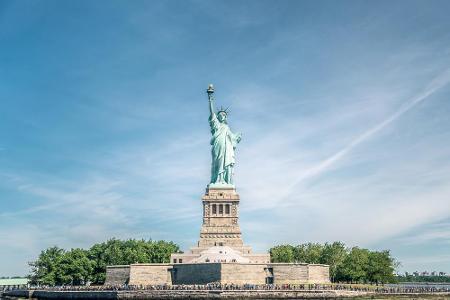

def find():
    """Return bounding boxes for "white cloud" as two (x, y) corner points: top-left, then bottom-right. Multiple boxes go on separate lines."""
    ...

(286, 68), (450, 196)
(398, 222), (450, 246)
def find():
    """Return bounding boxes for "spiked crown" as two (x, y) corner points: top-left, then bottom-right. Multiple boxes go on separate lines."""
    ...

(217, 106), (229, 116)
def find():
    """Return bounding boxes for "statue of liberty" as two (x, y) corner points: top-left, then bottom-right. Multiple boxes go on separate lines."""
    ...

(207, 84), (242, 186)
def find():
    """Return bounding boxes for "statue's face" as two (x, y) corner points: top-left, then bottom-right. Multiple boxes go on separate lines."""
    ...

(218, 112), (227, 123)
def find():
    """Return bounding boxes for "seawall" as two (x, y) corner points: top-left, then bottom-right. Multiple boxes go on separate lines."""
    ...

(4, 289), (371, 299)
(5, 289), (450, 299)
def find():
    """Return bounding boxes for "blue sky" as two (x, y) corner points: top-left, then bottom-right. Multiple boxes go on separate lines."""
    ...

(1, 0), (450, 276)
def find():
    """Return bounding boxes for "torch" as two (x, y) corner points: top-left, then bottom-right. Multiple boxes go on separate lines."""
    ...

(207, 84), (214, 101)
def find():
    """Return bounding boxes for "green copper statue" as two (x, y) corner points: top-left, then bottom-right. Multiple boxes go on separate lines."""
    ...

(207, 84), (242, 186)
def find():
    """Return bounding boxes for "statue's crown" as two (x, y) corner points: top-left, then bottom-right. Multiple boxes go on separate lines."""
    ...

(217, 106), (229, 115)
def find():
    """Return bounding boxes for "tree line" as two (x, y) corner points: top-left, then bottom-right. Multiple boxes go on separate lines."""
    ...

(29, 239), (398, 285)
(397, 274), (450, 283)
(28, 239), (179, 286)
(269, 242), (398, 283)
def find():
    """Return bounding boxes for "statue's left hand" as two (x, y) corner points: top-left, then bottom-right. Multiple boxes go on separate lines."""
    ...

(236, 133), (242, 143)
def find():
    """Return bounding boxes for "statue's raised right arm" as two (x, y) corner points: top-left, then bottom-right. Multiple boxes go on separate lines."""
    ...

(207, 84), (215, 119)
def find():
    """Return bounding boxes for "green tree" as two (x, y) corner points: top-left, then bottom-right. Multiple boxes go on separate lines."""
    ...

(320, 242), (347, 281)
(397, 275), (450, 283)
(29, 238), (181, 286)
(303, 243), (324, 264)
(270, 245), (295, 262)
(366, 250), (396, 284)
(150, 240), (180, 263)
(29, 246), (66, 285)
(59, 248), (93, 285)
(336, 247), (369, 283)
(293, 244), (307, 262)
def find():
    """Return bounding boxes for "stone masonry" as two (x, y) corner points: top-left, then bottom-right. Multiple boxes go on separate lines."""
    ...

(105, 263), (330, 286)
(170, 186), (270, 264)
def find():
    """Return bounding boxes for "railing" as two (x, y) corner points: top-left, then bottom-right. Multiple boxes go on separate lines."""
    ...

(18, 283), (450, 294)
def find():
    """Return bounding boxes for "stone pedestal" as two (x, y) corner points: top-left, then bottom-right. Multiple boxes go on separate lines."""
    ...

(198, 186), (244, 249)
(171, 186), (270, 264)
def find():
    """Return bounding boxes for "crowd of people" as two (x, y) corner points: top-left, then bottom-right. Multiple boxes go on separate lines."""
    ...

(22, 283), (450, 294)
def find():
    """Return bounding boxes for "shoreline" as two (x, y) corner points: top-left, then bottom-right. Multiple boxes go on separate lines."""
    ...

(4, 289), (450, 299)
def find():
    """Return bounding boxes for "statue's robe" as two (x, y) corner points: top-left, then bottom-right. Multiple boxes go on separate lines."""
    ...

(209, 113), (239, 184)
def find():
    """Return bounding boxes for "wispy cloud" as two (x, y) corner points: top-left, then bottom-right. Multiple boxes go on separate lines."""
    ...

(397, 221), (450, 246)
(284, 68), (450, 195)
(399, 254), (450, 272)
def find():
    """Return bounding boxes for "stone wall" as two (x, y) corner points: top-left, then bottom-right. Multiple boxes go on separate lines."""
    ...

(242, 253), (271, 264)
(172, 263), (221, 285)
(308, 264), (330, 284)
(271, 264), (308, 284)
(104, 266), (130, 285)
(105, 262), (330, 286)
(171, 253), (198, 264)
(128, 264), (172, 286)
(221, 263), (267, 284)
